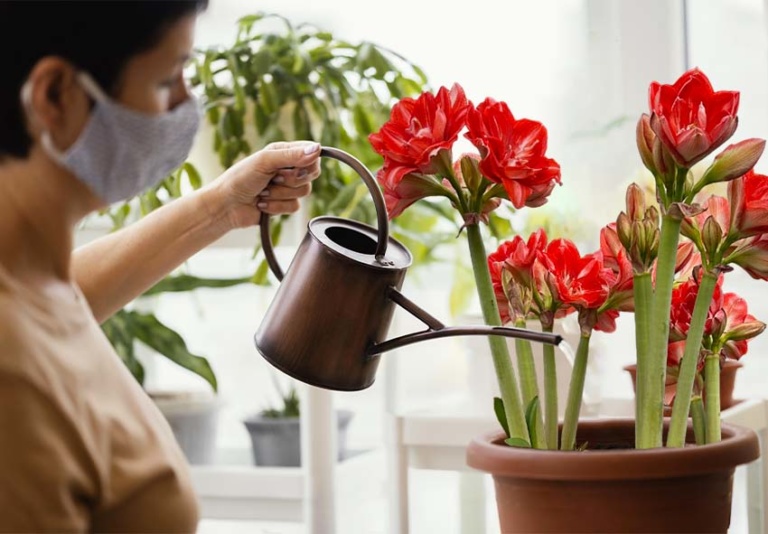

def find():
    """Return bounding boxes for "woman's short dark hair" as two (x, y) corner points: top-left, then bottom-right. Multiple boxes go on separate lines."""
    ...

(0, 0), (208, 160)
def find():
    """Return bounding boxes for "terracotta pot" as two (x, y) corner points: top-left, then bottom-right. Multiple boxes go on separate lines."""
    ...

(467, 419), (759, 533)
(624, 360), (742, 412)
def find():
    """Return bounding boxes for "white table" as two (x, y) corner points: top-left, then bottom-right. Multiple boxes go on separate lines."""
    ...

(387, 396), (768, 534)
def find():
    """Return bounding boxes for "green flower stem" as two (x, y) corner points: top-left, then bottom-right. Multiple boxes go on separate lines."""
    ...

(542, 323), (559, 450)
(560, 333), (591, 451)
(691, 395), (707, 445)
(466, 224), (529, 443)
(666, 271), (718, 448)
(704, 355), (722, 444)
(513, 321), (546, 449)
(632, 272), (653, 449)
(641, 214), (682, 449)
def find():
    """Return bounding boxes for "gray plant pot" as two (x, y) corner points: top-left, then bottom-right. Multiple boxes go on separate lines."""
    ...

(152, 392), (221, 465)
(243, 409), (354, 467)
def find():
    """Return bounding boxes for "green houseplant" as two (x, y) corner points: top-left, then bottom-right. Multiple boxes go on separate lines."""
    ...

(368, 71), (761, 532)
(190, 12), (450, 277)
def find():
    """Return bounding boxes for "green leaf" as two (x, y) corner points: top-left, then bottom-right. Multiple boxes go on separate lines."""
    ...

(488, 211), (513, 240)
(182, 162), (203, 190)
(352, 103), (373, 135)
(494, 396), (511, 438)
(130, 311), (218, 392)
(101, 310), (145, 385)
(504, 437), (531, 448)
(254, 105), (270, 136)
(143, 274), (252, 296)
(252, 259), (271, 286)
(525, 396), (541, 449)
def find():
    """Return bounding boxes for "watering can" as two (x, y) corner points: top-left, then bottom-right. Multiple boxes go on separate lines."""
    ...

(254, 147), (562, 391)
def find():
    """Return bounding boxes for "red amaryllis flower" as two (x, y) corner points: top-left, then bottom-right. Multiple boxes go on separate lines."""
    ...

(488, 230), (548, 323)
(718, 292), (763, 360)
(377, 163), (448, 219)
(465, 98), (561, 208)
(729, 234), (768, 280)
(537, 239), (614, 310)
(369, 83), (470, 172)
(669, 272), (724, 341)
(728, 170), (768, 238)
(649, 68), (739, 167)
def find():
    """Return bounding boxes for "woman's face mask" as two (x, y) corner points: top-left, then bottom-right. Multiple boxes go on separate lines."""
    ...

(22, 72), (201, 204)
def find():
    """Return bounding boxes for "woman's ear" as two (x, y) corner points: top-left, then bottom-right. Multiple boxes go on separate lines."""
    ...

(22, 57), (90, 151)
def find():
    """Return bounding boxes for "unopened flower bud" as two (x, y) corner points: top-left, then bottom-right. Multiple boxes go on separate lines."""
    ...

(710, 309), (727, 340)
(616, 212), (632, 251)
(636, 115), (657, 175)
(458, 153), (482, 192)
(646, 205), (660, 227)
(653, 137), (677, 189)
(727, 320), (767, 341)
(702, 216), (724, 258)
(701, 138), (766, 186)
(626, 183), (646, 221)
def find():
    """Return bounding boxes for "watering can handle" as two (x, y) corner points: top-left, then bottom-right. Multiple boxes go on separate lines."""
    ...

(260, 146), (390, 281)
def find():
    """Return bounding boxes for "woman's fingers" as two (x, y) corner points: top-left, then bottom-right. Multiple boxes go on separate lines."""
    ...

(272, 163), (321, 188)
(256, 198), (302, 214)
(258, 182), (312, 201)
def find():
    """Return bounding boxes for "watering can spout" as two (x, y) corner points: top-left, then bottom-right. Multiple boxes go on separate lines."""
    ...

(367, 288), (562, 358)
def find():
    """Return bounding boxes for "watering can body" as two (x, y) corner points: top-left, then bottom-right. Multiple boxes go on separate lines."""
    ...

(255, 217), (412, 390)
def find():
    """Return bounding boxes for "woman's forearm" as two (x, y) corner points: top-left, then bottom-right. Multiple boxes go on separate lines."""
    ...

(73, 185), (230, 323)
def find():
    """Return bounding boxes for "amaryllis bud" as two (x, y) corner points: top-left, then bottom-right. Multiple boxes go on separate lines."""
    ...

(653, 137), (677, 189)
(647, 205), (660, 227)
(458, 153), (483, 193)
(710, 308), (728, 341)
(700, 138), (766, 186)
(501, 268), (536, 322)
(726, 320), (767, 341)
(617, 212), (632, 251)
(626, 183), (646, 221)
(636, 115), (657, 175)
(702, 215), (724, 259)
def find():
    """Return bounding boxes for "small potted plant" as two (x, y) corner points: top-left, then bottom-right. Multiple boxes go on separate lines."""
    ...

(242, 376), (354, 467)
(368, 71), (762, 532)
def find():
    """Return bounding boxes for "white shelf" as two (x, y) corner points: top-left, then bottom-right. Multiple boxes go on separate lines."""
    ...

(191, 447), (382, 522)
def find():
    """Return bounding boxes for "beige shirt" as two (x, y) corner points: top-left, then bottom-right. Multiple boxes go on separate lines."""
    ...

(0, 264), (198, 533)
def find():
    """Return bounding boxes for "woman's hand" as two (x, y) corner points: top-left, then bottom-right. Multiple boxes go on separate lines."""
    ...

(205, 141), (322, 230)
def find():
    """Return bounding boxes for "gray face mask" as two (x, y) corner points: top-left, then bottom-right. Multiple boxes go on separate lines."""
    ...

(23, 72), (201, 204)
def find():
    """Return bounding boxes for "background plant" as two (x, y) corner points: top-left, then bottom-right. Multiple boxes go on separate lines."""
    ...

(98, 11), (442, 393)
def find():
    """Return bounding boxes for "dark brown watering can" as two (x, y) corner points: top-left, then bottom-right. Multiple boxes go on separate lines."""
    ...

(255, 147), (562, 391)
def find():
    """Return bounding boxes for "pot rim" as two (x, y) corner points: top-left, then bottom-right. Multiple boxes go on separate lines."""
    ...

(466, 418), (760, 480)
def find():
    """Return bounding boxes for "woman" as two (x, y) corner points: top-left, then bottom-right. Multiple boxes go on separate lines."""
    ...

(0, 2), (321, 531)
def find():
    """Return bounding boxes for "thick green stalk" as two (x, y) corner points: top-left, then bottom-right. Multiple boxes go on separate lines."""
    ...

(513, 323), (546, 449)
(690, 396), (707, 445)
(542, 324), (559, 450)
(641, 214), (682, 449)
(666, 271), (718, 447)
(632, 272), (653, 449)
(704, 355), (721, 444)
(560, 333), (591, 451)
(466, 224), (529, 443)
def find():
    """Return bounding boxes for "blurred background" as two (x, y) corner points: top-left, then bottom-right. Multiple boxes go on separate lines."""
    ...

(77, 0), (768, 532)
